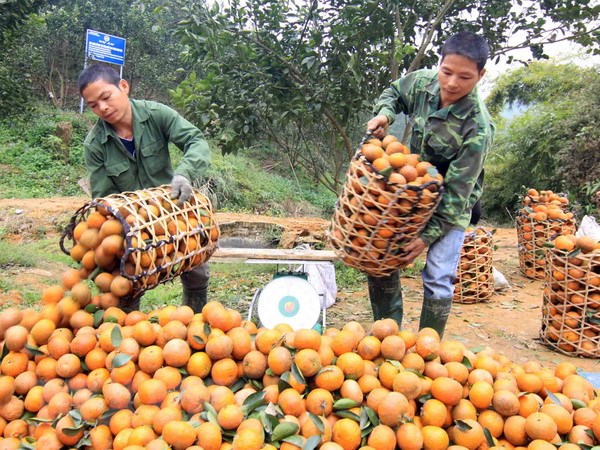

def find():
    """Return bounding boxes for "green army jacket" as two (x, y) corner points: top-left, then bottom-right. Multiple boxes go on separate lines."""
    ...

(374, 69), (494, 246)
(84, 99), (211, 198)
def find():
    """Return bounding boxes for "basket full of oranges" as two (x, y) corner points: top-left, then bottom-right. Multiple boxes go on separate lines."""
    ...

(329, 135), (444, 277)
(540, 234), (600, 357)
(60, 185), (220, 300)
(516, 189), (576, 280)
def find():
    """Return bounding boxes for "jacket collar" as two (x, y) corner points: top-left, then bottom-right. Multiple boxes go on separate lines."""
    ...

(95, 99), (150, 144)
(425, 78), (479, 120)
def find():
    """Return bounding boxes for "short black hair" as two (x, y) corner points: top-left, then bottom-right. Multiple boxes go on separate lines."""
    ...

(441, 32), (489, 71)
(78, 63), (121, 94)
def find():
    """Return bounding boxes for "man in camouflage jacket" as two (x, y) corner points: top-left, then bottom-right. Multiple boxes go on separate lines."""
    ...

(366, 31), (494, 336)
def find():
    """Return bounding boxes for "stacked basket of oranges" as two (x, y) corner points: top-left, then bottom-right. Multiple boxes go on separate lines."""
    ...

(516, 189), (576, 279)
(541, 233), (600, 357)
(330, 135), (443, 277)
(453, 227), (495, 304)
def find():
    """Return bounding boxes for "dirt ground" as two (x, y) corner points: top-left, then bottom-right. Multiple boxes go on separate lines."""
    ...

(1, 196), (599, 372)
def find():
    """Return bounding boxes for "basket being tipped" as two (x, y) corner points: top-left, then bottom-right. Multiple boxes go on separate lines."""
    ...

(60, 185), (220, 301)
(329, 136), (444, 277)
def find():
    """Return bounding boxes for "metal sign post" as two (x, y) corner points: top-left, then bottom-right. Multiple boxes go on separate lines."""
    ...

(80, 29), (127, 113)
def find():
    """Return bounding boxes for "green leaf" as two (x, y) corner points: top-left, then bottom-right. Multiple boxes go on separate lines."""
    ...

(290, 362), (306, 386)
(111, 325), (122, 347)
(281, 434), (304, 446)
(334, 409), (361, 421)
(333, 398), (360, 410)
(259, 411), (280, 434)
(483, 427), (495, 446)
(469, 345), (485, 354)
(192, 335), (205, 345)
(545, 390), (562, 405)
(203, 401), (218, 418)
(378, 166), (394, 178)
(93, 309), (107, 327)
(111, 353), (132, 368)
(241, 390), (267, 416)
(308, 412), (324, 432)
(455, 419), (473, 431)
(24, 344), (45, 356)
(0, 342), (8, 362)
(271, 421), (299, 441)
(572, 398), (587, 410)
(84, 304), (99, 313)
(461, 356), (473, 369)
(230, 377), (246, 393)
(364, 405), (380, 426)
(62, 426), (83, 436)
(304, 435), (321, 450)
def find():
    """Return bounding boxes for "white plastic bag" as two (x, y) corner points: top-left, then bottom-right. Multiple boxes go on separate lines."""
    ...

(493, 266), (510, 291)
(576, 215), (600, 241)
(305, 263), (338, 309)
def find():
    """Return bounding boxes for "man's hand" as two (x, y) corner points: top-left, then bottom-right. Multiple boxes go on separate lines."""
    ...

(366, 115), (389, 139)
(170, 174), (193, 204)
(397, 238), (427, 267)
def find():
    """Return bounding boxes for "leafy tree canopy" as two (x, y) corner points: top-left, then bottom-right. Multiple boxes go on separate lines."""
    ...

(482, 61), (600, 219)
(170, 0), (600, 192)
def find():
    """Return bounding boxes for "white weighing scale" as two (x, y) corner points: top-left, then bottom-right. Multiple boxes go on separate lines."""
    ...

(247, 260), (331, 331)
(211, 248), (338, 331)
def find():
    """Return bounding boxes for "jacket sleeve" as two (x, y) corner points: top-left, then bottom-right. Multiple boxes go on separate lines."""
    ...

(84, 139), (119, 199)
(419, 128), (491, 245)
(373, 71), (421, 125)
(155, 104), (211, 182)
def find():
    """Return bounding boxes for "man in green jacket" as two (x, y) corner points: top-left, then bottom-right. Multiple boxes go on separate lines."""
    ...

(78, 63), (211, 313)
(366, 31), (494, 337)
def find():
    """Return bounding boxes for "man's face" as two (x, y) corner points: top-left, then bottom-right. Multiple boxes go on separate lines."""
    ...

(438, 54), (485, 107)
(82, 79), (131, 125)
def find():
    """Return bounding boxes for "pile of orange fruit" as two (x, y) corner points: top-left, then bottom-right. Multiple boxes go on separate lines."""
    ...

(541, 233), (600, 357)
(330, 136), (443, 276)
(2, 279), (600, 449)
(64, 187), (219, 306)
(453, 227), (494, 304)
(516, 189), (576, 280)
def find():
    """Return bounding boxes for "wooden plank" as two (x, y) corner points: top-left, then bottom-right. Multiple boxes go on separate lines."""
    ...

(211, 247), (338, 262)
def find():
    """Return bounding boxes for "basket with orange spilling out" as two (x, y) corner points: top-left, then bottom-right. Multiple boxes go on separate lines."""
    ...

(453, 227), (494, 304)
(329, 134), (444, 277)
(60, 185), (220, 304)
(541, 234), (600, 357)
(516, 189), (576, 280)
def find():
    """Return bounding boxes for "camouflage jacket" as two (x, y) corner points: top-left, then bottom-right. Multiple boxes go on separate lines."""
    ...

(84, 99), (211, 198)
(374, 69), (494, 246)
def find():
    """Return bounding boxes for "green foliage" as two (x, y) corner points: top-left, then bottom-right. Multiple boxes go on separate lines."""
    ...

(0, 102), (336, 217)
(203, 150), (337, 217)
(0, 0), (45, 45)
(483, 62), (600, 221)
(0, 0), (189, 112)
(0, 106), (90, 198)
(171, 0), (600, 194)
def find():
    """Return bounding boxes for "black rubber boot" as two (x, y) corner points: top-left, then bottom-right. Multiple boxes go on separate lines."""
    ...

(183, 288), (207, 314)
(419, 297), (453, 338)
(120, 294), (142, 313)
(367, 271), (403, 327)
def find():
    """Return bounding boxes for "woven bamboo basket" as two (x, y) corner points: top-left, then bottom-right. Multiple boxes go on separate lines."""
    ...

(329, 150), (443, 277)
(516, 210), (576, 280)
(540, 246), (600, 357)
(453, 227), (494, 304)
(60, 185), (220, 299)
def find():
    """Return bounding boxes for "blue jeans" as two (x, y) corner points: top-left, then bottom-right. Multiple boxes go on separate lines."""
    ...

(422, 228), (465, 299)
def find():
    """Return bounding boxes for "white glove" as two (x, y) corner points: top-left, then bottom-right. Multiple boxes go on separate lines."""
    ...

(170, 175), (193, 204)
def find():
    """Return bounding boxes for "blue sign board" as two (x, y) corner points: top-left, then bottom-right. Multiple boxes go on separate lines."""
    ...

(85, 29), (126, 66)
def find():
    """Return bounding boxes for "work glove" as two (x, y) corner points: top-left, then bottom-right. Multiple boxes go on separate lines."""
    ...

(170, 174), (193, 204)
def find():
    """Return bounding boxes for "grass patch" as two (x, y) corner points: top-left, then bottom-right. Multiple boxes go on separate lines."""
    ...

(0, 239), (72, 268)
